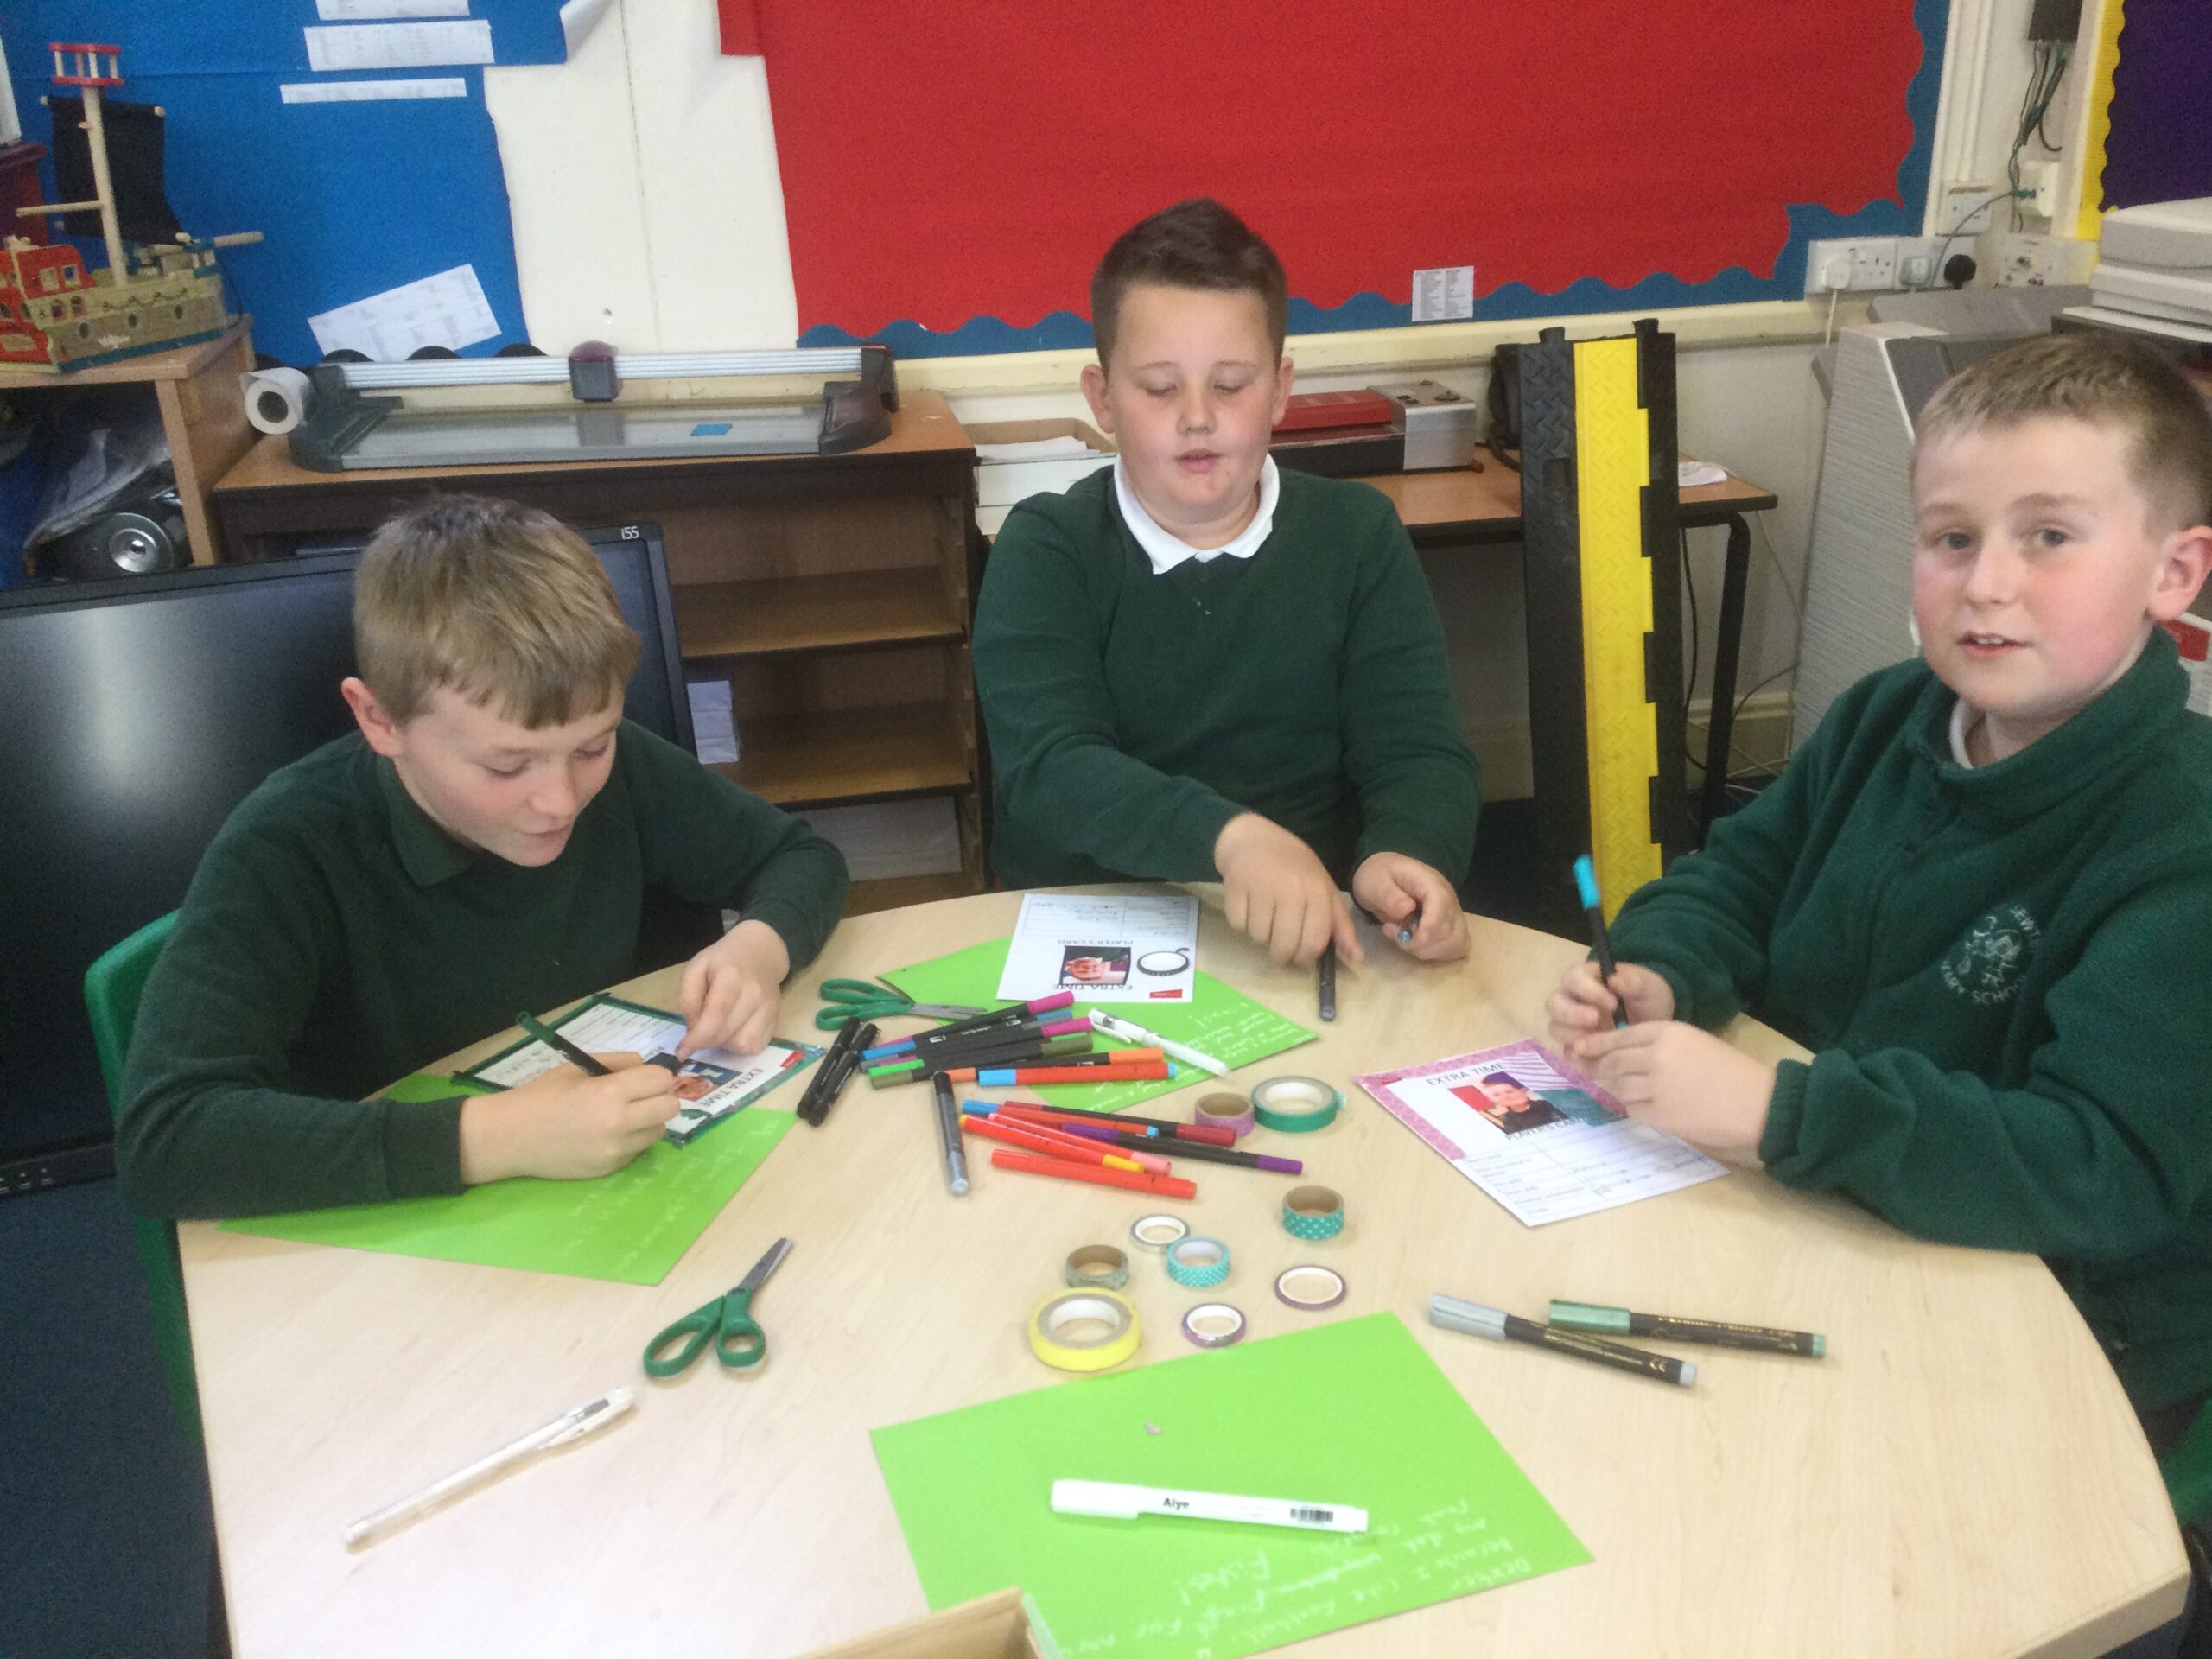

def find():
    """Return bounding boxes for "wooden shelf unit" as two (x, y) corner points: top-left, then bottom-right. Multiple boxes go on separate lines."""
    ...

(210, 391), (985, 908)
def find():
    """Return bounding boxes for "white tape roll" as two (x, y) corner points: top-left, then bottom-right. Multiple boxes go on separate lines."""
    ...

(242, 367), (312, 436)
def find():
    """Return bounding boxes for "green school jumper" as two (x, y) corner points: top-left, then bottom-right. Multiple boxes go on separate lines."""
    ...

(974, 467), (1479, 891)
(1610, 632), (2212, 1411)
(117, 723), (849, 1220)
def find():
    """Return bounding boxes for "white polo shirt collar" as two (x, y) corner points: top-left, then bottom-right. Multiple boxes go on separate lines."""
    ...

(1114, 455), (1281, 575)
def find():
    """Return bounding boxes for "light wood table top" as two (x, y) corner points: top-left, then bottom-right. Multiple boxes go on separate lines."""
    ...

(179, 889), (2183, 1658)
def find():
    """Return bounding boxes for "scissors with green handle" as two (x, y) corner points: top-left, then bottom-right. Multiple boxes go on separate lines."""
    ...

(813, 977), (987, 1031)
(643, 1237), (792, 1378)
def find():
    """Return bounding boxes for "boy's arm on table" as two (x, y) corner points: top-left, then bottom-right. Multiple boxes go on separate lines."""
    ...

(1761, 879), (2212, 1259)
(1339, 512), (1481, 887)
(115, 831), (464, 1222)
(973, 518), (1241, 880)
(1606, 723), (1830, 1027)
(623, 724), (849, 971)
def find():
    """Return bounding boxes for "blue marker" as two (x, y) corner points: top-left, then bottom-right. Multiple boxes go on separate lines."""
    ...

(1573, 855), (1630, 1030)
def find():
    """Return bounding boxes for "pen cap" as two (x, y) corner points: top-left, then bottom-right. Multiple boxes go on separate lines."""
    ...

(1050, 1478), (1141, 1519)
(1548, 1300), (1633, 1333)
(1573, 855), (1602, 912)
(1428, 1294), (1509, 1341)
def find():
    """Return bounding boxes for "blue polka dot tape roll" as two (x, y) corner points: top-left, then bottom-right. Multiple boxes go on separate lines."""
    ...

(1281, 1185), (1345, 1241)
(1165, 1235), (1230, 1288)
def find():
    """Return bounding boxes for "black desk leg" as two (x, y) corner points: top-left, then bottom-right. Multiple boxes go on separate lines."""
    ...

(1698, 513), (1753, 845)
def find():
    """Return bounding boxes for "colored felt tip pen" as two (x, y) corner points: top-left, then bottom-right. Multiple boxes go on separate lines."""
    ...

(1051, 1479), (1368, 1535)
(515, 1011), (612, 1077)
(1548, 1300), (1826, 1357)
(931, 1073), (969, 1196)
(988, 1148), (1197, 1200)
(958, 1112), (1150, 1174)
(1086, 1012), (1229, 1077)
(1056, 1122), (1300, 1175)
(996, 1102), (1235, 1146)
(975, 1062), (1173, 1086)
(1429, 1294), (1696, 1387)
(963, 1105), (1174, 1173)
(1398, 906), (1421, 946)
(1573, 855), (1630, 1030)
(1316, 944), (1337, 1023)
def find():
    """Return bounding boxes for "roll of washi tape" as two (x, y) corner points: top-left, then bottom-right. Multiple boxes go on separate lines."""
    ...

(1192, 1091), (1256, 1140)
(1274, 1265), (1348, 1312)
(1180, 1302), (1248, 1348)
(1281, 1185), (1346, 1241)
(1129, 1213), (1189, 1252)
(1027, 1289), (1141, 1373)
(1165, 1236), (1231, 1289)
(1251, 1077), (1343, 1134)
(1064, 1243), (1130, 1291)
(1136, 948), (1190, 976)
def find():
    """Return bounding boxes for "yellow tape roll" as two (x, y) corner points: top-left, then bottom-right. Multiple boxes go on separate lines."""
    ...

(1027, 1288), (1141, 1373)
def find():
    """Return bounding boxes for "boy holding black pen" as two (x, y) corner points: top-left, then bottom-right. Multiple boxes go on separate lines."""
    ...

(1545, 334), (2212, 1459)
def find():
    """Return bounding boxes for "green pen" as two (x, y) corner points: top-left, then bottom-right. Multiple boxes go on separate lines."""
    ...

(1548, 1300), (1826, 1357)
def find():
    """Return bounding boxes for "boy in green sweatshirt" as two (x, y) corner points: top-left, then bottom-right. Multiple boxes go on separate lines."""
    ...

(118, 496), (849, 1219)
(1548, 333), (2212, 1429)
(975, 198), (1480, 969)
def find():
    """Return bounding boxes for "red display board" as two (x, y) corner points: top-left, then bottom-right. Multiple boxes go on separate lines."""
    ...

(727, 1), (1926, 342)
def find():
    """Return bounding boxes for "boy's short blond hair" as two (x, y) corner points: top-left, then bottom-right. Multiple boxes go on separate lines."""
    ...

(353, 495), (640, 728)
(1915, 333), (2212, 531)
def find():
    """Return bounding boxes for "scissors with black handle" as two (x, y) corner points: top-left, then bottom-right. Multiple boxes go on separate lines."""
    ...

(643, 1237), (792, 1378)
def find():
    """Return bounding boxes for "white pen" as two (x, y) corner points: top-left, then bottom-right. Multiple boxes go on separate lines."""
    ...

(1088, 1011), (1229, 1077)
(344, 1387), (636, 1548)
(1052, 1478), (1368, 1535)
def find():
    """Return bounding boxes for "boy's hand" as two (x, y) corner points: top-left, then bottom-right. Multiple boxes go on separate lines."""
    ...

(1351, 853), (1469, 962)
(1214, 812), (1362, 967)
(1548, 960), (1676, 1052)
(458, 1053), (677, 1184)
(677, 919), (791, 1058)
(1573, 1021), (1774, 1153)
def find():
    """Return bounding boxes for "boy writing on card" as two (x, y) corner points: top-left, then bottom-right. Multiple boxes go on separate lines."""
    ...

(1548, 333), (2212, 1433)
(118, 495), (849, 1219)
(974, 198), (1480, 969)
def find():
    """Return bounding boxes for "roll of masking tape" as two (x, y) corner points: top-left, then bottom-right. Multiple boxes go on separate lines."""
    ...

(1252, 1077), (1343, 1134)
(1274, 1264), (1348, 1312)
(1166, 1236), (1230, 1289)
(1064, 1243), (1130, 1291)
(1180, 1302), (1247, 1348)
(1281, 1185), (1346, 1241)
(1129, 1213), (1189, 1252)
(1027, 1289), (1141, 1373)
(1193, 1091), (1256, 1139)
(241, 366), (312, 436)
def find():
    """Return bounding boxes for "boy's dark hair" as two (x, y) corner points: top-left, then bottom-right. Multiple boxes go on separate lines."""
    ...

(1915, 332), (2212, 531)
(1090, 198), (1288, 367)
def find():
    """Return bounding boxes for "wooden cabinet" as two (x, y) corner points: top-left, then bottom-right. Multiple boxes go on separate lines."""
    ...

(210, 393), (983, 912)
(0, 317), (255, 571)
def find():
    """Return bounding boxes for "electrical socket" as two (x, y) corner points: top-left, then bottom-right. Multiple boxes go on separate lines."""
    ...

(1895, 236), (1942, 288)
(1941, 182), (2004, 237)
(1803, 237), (1900, 296)
(1996, 232), (2096, 287)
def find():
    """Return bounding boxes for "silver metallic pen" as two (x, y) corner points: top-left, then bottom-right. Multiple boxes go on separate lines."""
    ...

(932, 1071), (970, 1195)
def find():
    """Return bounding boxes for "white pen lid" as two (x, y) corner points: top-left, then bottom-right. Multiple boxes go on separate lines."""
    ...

(1051, 1478), (1142, 1519)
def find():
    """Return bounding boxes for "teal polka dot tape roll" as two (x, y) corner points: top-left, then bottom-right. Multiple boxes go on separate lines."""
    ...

(1165, 1235), (1230, 1288)
(1281, 1185), (1345, 1241)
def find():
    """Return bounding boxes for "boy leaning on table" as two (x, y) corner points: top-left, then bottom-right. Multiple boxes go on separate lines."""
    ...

(1548, 333), (2212, 1456)
(973, 197), (1481, 969)
(116, 495), (849, 1221)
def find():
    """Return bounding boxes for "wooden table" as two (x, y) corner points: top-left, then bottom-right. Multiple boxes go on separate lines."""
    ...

(179, 891), (2183, 1658)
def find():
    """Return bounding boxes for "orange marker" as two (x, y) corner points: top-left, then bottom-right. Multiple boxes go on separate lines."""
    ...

(963, 1106), (1173, 1174)
(959, 1113), (1149, 1174)
(988, 1148), (1198, 1200)
(977, 1062), (1171, 1085)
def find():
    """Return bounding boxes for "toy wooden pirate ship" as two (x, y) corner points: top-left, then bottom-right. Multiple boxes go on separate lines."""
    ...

(0, 43), (260, 372)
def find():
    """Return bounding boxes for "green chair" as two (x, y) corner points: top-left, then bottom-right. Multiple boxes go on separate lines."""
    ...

(82, 910), (199, 1446)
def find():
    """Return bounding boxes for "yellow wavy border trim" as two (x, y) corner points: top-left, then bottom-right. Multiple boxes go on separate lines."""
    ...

(2075, 0), (2126, 240)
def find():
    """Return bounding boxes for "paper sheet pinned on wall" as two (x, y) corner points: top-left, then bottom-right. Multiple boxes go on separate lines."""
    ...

(308, 264), (500, 360)
(304, 20), (494, 72)
(281, 78), (468, 103)
(315, 0), (470, 18)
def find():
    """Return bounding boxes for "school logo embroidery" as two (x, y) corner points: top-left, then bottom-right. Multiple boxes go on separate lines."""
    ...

(1941, 904), (2041, 1006)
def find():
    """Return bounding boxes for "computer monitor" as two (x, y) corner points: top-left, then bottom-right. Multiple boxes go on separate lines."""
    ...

(0, 521), (690, 1192)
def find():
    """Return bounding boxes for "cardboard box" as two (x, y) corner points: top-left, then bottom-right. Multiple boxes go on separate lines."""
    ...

(798, 1588), (1058, 1659)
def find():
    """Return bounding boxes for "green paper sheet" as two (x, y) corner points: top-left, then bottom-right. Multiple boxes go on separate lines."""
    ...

(885, 937), (1314, 1110)
(871, 1313), (1587, 1657)
(220, 1071), (796, 1285)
